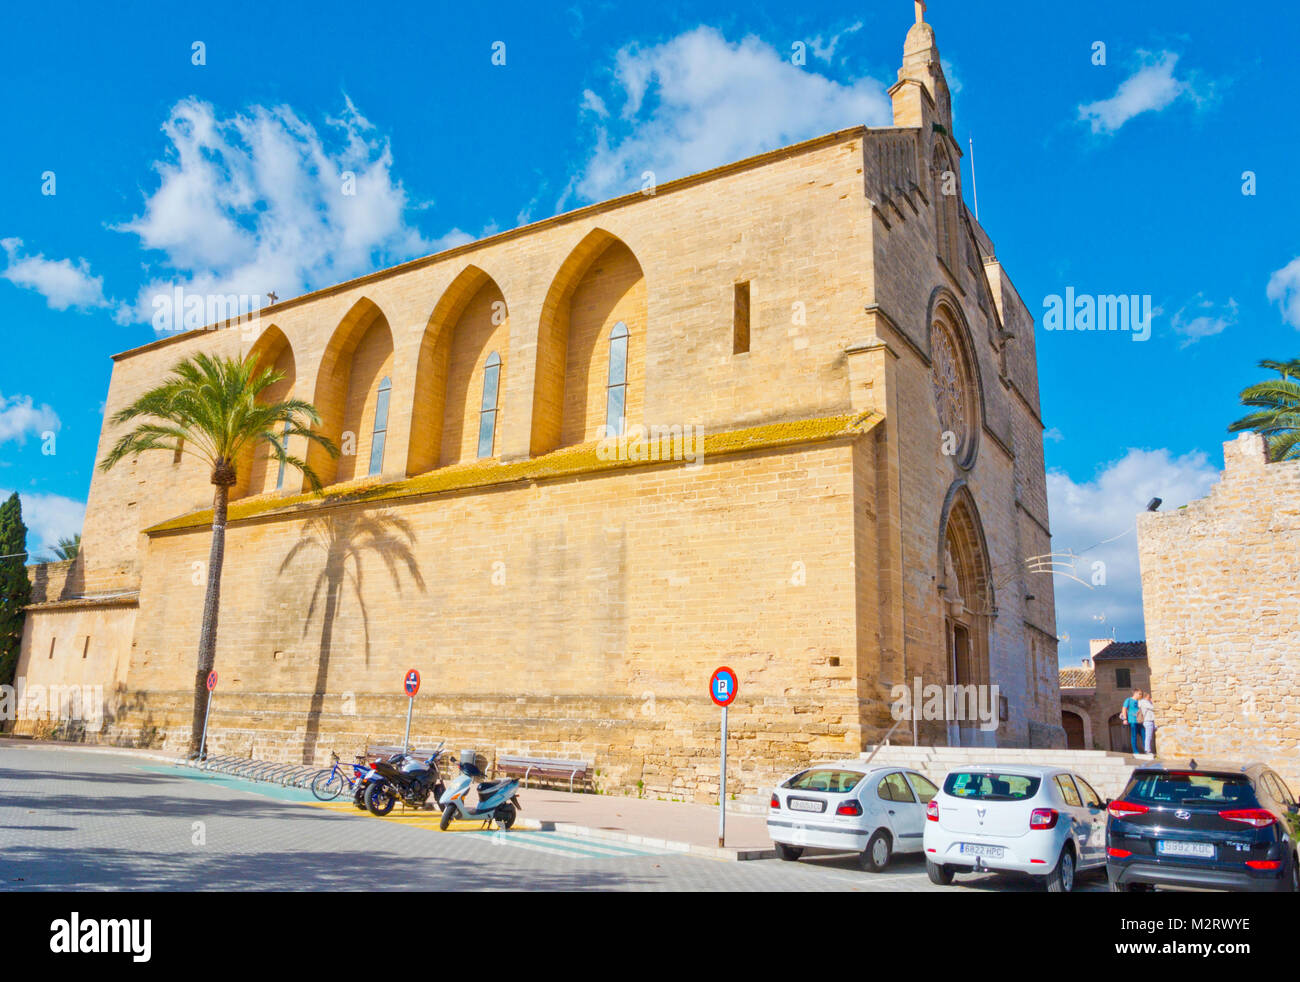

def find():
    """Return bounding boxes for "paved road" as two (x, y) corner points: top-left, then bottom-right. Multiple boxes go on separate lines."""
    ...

(0, 745), (1105, 892)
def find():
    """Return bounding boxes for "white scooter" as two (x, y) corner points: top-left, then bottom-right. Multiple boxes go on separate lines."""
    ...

(438, 756), (522, 831)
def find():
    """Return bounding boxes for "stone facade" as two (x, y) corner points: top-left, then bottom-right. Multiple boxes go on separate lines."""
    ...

(1138, 432), (1300, 792)
(14, 14), (1061, 798)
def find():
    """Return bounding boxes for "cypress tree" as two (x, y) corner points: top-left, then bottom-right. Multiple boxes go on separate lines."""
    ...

(0, 492), (31, 688)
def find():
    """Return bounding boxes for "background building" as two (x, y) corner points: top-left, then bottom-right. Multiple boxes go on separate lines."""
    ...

(12, 11), (1061, 797)
(1058, 639), (1150, 752)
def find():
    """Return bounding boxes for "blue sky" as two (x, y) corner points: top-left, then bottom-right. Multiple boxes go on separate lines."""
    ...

(0, 0), (1295, 663)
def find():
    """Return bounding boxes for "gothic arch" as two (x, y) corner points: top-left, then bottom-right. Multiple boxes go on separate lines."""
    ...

(926, 287), (984, 470)
(407, 265), (510, 474)
(932, 143), (961, 272)
(531, 228), (646, 455)
(309, 296), (395, 488)
(937, 483), (994, 746)
(236, 323), (296, 499)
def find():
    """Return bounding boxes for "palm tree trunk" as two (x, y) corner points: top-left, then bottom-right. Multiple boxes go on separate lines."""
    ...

(188, 485), (229, 756)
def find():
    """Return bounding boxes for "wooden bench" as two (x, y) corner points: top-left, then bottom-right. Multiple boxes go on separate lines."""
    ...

(495, 754), (591, 792)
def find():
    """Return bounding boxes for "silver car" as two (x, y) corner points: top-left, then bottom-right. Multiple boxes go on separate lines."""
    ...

(768, 763), (939, 872)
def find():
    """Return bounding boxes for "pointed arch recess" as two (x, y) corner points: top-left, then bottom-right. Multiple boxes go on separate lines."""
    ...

(237, 324), (296, 499)
(532, 228), (646, 455)
(310, 296), (395, 488)
(407, 265), (511, 474)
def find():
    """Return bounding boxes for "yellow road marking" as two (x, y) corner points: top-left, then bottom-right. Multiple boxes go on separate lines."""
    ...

(302, 799), (492, 832)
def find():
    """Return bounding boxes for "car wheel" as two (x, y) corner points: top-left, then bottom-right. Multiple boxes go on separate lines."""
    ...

(1046, 845), (1076, 893)
(1108, 874), (1130, 893)
(926, 859), (954, 885)
(776, 843), (804, 862)
(1290, 855), (1299, 893)
(859, 829), (892, 873)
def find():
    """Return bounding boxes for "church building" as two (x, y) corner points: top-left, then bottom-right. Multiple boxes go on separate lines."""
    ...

(15, 8), (1063, 796)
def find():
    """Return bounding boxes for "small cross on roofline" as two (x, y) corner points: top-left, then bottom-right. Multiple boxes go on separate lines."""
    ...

(915, 0), (927, 24)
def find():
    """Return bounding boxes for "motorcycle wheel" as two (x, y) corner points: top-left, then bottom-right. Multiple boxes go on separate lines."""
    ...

(364, 782), (396, 817)
(439, 803), (456, 831)
(495, 802), (517, 830)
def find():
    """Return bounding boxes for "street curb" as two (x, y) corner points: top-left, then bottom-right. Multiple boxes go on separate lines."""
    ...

(527, 819), (775, 862)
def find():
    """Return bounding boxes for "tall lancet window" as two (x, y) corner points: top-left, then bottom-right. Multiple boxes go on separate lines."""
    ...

(605, 321), (629, 437)
(369, 376), (392, 476)
(477, 351), (502, 459)
(274, 421), (290, 490)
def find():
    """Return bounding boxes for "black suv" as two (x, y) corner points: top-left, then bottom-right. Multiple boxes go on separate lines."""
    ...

(1106, 762), (1299, 892)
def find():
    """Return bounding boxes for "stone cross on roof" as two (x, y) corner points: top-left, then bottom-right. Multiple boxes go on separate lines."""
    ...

(915, 0), (927, 24)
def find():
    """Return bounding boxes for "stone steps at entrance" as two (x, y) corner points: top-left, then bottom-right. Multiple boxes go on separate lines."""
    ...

(856, 745), (1142, 798)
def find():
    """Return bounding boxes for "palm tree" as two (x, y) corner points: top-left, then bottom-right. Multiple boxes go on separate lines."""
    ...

(40, 533), (81, 563)
(100, 352), (338, 755)
(1229, 358), (1300, 462)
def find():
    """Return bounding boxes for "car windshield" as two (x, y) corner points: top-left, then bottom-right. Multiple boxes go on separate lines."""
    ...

(1124, 772), (1258, 807)
(784, 769), (865, 793)
(943, 772), (1041, 801)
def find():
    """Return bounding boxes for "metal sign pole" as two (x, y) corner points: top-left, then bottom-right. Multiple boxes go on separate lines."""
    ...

(403, 696), (415, 751)
(718, 705), (728, 847)
(199, 691), (214, 760)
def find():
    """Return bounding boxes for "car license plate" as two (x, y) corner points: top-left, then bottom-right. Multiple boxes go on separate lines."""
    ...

(1157, 840), (1215, 859)
(788, 798), (824, 813)
(960, 843), (1005, 858)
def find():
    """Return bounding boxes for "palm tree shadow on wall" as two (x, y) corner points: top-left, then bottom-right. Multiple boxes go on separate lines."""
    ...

(278, 510), (426, 763)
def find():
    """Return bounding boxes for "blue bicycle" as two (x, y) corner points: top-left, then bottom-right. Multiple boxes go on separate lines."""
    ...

(310, 752), (368, 801)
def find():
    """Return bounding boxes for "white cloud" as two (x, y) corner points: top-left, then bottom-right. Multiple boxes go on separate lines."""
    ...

(0, 238), (109, 311)
(113, 96), (445, 327)
(0, 392), (60, 445)
(1267, 257), (1300, 329)
(1171, 294), (1238, 348)
(1078, 51), (1195, 134)
(571, 26), (892, 205)
(1044, 426), (1065, 443)
(0, 488), (85, 560)
(1046, 448), (1220, 664)
(809, 21), (863, 63)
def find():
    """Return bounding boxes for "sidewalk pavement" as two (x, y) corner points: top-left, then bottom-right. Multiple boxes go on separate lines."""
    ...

(0, 738), (776, 861)
(515, 788), (775, 861)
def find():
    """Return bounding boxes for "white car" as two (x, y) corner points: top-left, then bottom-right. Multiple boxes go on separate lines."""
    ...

(768, 763), (939, 871)
(923, 764), (1109, 892)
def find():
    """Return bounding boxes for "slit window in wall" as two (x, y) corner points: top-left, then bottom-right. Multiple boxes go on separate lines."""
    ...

(477, 352), (502, 459)
(82, 636), (90, 659)
(49, 637), (56, 659)
(173, 439), (184, 465)
(733, 281), (751, 354)
(605, 321), (629, 437)
(368, 376), (392, 476)
(274, 421), (290, 490)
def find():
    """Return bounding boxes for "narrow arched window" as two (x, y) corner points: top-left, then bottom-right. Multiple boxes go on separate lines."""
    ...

(605, 321), (629, 437)
(368, 376), (391, 476)
(477, 352), (502, 459)
(274, 421), (290, 490)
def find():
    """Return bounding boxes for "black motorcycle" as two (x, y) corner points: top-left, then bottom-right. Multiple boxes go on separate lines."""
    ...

(362, 742), (449, 816)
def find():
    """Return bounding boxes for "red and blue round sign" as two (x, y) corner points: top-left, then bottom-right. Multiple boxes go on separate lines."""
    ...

(206, 670), (218, 692)
(710, 666), (738, 707)
(404, 669), (421, 697)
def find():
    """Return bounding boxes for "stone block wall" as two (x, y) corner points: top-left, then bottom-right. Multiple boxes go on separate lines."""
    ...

(1138, 433), (1300, 791)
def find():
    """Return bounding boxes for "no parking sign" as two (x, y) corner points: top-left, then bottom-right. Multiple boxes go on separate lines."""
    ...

(711, 666), (739, 847)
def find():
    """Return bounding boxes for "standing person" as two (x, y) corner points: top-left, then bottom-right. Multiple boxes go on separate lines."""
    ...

(1121, 689), (1142, 756)
(1138, 690), (1157, 758)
